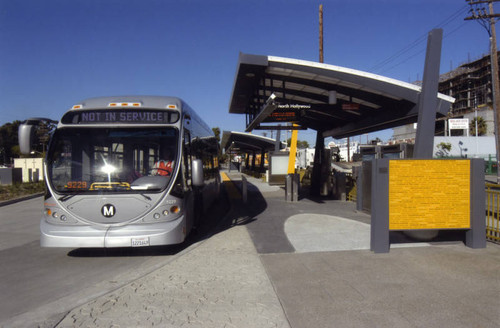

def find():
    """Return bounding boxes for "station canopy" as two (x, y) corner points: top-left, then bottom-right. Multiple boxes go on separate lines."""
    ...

(221, 130), (284, 153)
(229, 53), (455, 139)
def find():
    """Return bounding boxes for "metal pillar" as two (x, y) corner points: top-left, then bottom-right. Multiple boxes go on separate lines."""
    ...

(260, 149), (265, 171)
(310, 131), (324, 196)
(414, 28), (443, 159)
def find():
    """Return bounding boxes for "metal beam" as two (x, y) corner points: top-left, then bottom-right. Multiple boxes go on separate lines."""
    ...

(245, 94), (277, 132)
(253, 125), (307, 130)
(414, 29), (443, 158)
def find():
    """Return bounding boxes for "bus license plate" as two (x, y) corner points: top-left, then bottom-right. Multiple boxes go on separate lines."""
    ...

(131, 237), (150, 247)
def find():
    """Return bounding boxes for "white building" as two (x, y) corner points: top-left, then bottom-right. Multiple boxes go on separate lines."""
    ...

(295, 148), (315, 169)
(328, 140), (359, 162)
(14, 158), (44, 182)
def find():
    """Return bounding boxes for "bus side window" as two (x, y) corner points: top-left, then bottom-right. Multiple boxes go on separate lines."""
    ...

(183, 130), (192, 189)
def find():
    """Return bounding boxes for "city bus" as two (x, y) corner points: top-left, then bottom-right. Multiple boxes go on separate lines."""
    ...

(19, 96), (221, 248)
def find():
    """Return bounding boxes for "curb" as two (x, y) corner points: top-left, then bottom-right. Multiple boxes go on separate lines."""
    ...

(0, 192), (44, 207)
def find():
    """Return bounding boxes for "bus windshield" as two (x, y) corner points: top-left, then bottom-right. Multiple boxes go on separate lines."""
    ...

(47, 127), (179, 193)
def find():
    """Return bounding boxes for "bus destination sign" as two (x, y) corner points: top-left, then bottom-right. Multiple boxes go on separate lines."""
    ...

(62, 110), (179, 124)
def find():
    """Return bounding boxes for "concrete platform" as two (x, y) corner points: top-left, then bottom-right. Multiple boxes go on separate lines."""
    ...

(52, 170), (500, 328)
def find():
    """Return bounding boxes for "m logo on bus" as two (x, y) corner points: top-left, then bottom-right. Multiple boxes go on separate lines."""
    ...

(101, 204), (116, 218)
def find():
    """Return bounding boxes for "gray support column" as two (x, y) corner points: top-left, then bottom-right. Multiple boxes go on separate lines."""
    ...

(310, 131), (324, 196)
(251, 151), (256, 171)
(370, 158), (390, 253)
(414, 29), (443, 159)
(355, 166), (363, 211)
(275, 126), (281, 152)
(260, 150), (265, 171)
(466, 158), (486, 248)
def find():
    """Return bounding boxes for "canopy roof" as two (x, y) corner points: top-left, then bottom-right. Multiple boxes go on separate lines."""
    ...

(221, 131), (284, 153)
(229, 53), (454, 139)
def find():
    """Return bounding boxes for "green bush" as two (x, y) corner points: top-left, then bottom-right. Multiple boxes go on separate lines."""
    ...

(0, 182), (45, 201)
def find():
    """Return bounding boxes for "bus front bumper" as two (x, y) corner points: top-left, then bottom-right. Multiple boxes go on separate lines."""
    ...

(40, 216), (187, 248)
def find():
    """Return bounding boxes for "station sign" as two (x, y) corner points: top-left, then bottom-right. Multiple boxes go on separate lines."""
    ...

(449, 118), (469, 130)
(262, 102), (362, 123)
(341, 103), (360, 110)
(263, 104), (309, 123)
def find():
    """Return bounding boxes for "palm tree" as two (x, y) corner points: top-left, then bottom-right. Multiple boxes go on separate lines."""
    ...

(470, 116), (487, 136)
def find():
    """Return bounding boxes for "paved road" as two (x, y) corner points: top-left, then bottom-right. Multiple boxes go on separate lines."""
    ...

(0, 195), (229, 328)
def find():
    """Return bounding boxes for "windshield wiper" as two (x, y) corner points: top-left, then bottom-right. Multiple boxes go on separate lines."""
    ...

(139, 193), (152, 201)
(58, 191), (84, 202)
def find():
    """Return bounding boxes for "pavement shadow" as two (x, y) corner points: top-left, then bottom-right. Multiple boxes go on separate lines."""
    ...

(297, 184), (328, 204)
(209, 181), (268, 235)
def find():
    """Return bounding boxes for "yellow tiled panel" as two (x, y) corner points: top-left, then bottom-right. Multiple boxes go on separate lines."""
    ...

(389, 160), (470, 230)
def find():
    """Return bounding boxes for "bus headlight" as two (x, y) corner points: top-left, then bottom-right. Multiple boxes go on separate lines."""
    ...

(44, 207), (76, 223)
(143, 205), (182, 223)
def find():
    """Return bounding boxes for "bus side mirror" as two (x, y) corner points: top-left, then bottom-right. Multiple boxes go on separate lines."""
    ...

(192, 159), (204, 187)
(18, 117), (57, 155)
(18, 122), (36, 155)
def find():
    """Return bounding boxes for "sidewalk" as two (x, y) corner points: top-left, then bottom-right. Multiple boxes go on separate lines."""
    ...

(55, 170), (500, 328)
(55, 173), (290, 328)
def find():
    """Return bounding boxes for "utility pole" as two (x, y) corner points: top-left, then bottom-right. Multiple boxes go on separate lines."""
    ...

(312, 4), (325, 196)
(319, 4), (324, 63)
(466, 0), (500, 182)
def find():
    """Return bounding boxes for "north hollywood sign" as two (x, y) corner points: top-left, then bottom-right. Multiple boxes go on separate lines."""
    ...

(263, 103), (360, 123)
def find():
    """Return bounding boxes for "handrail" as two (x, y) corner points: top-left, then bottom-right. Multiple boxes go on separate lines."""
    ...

(485, 183), (500, 244)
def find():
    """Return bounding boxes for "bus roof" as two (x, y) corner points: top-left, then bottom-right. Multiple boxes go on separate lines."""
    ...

(70, 96), (184, 111)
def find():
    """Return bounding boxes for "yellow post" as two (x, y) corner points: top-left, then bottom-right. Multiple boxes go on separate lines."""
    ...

(287, 124), (299, 174)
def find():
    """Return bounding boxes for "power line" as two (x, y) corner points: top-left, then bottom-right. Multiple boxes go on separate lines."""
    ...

(379, 21), (470, 75)
(370, 5), (470, 73)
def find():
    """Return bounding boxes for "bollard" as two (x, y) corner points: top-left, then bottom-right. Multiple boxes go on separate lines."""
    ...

(286, 174), (300, 202)
(335, 172), (346, 201)
(292, 173), (299, 201)
(285, 174), (292, 201)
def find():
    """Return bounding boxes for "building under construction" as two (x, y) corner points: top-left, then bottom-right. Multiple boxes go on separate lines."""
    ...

(393, 51), (499, 141)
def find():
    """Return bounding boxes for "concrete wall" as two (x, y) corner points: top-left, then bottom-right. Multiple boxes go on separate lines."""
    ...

(0, 168), (23, 185)
(433, 136), (496, 159)
(463, 108), (495, 136)
(13, 158), (44, 182)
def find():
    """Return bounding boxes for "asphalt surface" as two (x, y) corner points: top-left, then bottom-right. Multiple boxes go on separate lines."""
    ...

(0, 189), (230, 328)
(2, 172), (500, 327)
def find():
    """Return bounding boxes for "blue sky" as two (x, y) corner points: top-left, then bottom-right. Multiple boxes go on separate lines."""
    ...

(0, 0), (497, 145)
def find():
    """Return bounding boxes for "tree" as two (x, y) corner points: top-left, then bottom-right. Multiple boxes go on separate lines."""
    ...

(0, 120), (21, 165)
(470, 116), (487, 136)
(211, 126), (227, 163)
(212, 127), (221, 143)
(436, 142), (452, 157)
(286, 138), (309, 149)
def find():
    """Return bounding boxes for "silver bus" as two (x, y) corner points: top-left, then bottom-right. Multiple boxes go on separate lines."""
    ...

(19, 96), (221, 248)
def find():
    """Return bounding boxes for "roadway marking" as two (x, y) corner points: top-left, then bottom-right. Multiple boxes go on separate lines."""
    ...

(221, 172), (241, 200)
